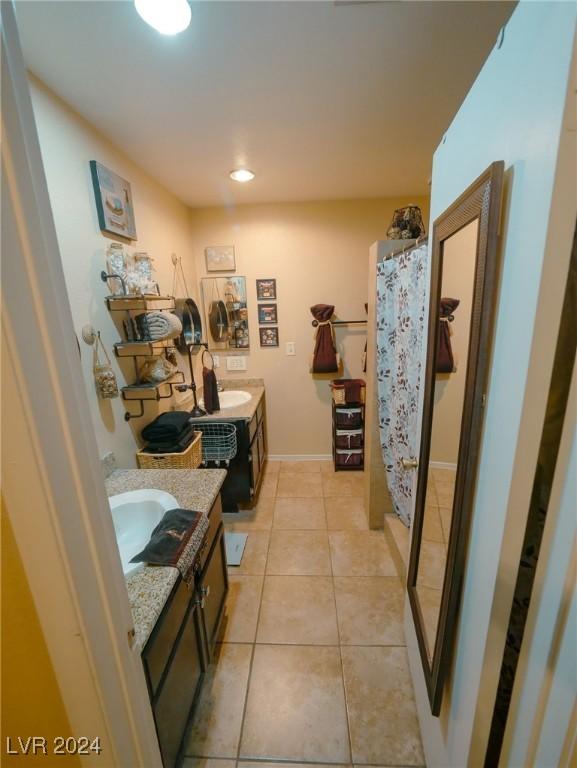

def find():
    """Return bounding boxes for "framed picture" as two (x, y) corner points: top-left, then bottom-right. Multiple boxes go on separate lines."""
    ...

(90, 161), (137, 240)
(258, 303), (278, 324)
(259, 327), (279, 347)
(256, 278), (277, 300)
(205, 246), (235, 272)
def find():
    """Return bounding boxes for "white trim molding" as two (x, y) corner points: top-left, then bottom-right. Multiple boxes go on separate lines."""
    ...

(267, 454), (333, 462)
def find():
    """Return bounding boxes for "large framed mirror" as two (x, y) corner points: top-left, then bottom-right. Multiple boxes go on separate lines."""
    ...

(408, 161), (504, 715)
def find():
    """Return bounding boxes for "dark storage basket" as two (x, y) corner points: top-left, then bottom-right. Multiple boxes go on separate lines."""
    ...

(335, 429), (363, 449)
(335, 449), (363, 467)
(334, 407), (363, 429)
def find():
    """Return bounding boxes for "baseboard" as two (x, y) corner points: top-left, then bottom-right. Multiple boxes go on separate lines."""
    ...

(429, 461), (457, 471)
(268, 454), (333, 462)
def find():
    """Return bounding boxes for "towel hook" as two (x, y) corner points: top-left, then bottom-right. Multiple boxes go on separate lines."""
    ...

(202, 348), (215, 369)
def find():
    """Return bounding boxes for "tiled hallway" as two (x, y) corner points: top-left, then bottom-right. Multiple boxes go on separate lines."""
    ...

(183, 460), (425, 768)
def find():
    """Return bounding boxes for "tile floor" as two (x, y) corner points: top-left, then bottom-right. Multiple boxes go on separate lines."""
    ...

(183, 460), (425, 768)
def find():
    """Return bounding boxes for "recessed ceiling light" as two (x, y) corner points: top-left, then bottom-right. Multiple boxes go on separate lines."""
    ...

(134, 0), (191, 35)
(229, 169), (255, 183)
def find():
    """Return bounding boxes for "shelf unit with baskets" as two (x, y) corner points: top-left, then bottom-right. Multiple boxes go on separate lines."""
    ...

(102, 289), (186, 421)
(331, 381), (366, 471)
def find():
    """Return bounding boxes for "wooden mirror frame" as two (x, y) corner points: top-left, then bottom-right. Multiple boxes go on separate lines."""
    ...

(408, 161), (504, 715)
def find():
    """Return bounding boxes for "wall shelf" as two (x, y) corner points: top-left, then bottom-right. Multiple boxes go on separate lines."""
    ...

(105, 295), (175, 312)
(121, 372), (185, 401)
(114, 340), (171, 358)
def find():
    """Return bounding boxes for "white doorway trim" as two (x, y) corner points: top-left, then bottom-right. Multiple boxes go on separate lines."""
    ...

(1, 3), (161, 765)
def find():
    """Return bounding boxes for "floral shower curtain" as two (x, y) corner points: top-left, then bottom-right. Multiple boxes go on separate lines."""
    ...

(376, 244), (428, 527)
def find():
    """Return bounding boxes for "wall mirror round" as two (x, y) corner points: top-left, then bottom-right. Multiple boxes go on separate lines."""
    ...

(408, 161), (504, 715)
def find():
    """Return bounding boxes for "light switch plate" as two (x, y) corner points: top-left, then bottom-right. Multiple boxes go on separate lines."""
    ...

(285, 341), (296, 356)
(212, 354), (220, 368)
(226, 355), (247, 371)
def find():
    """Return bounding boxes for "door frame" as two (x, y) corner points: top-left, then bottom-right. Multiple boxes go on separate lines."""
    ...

(1, 3), (161, 764)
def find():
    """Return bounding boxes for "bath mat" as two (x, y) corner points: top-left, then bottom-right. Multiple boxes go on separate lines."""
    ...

(225, 532), (248, 566)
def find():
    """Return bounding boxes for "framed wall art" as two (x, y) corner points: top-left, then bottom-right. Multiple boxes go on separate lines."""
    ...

(205, 246), (236, 272)
(256, 278), (277, 300)
(259, 327), (279, 347)
(258, 303), (278, 324)
(90, 161), (137, 240)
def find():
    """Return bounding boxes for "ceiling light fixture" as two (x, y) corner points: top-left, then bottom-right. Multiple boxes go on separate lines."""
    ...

(229, 168), (255, 183)
(134, 0), (191, 35)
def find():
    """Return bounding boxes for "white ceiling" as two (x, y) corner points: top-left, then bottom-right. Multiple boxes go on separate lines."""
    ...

(16, 1), (515, 207)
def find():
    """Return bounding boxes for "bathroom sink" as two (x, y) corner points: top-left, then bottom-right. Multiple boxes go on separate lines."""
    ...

(109, 489), (179, 576)
(201, 390), (252, 409)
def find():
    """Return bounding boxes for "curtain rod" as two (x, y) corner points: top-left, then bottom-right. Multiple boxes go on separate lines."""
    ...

(382, 235), (429, 262)
(311, 319), (367, 328)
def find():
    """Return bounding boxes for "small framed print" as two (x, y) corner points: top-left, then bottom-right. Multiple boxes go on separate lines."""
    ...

(205, 246), (235, 272)
(256, 278), (277, 300)
(258, 303), (278, 324)
(259, 327), (279, 347)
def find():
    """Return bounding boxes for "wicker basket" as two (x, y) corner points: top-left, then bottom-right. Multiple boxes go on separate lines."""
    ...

(331, 381), (366, 405)
(136, 430), (202, 470)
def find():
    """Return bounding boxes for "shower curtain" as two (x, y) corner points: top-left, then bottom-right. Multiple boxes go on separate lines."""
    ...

(376, 244), (428, 526)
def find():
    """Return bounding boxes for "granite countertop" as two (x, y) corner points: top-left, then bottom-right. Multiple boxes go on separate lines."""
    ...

(194, 379), (265, 422)
(106, 468), (226, 652)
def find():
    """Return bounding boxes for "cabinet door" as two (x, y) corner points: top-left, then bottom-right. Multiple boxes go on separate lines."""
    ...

(199, 526), (228, 659)
(154, 603), (203, 768)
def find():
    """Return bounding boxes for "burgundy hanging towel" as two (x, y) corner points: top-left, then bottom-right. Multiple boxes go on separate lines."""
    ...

(436, 298), (460, 373)
(310, 304), (339, 373)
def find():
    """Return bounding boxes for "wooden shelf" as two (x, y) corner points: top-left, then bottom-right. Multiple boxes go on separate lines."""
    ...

(106, 295), (175, 311)
(121, 372), (185, 401)
(114, 340), (171, 357)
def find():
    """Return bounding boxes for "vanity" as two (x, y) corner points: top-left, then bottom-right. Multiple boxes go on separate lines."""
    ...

(194, 380), (267, 512)
(105, 468), (228, 768)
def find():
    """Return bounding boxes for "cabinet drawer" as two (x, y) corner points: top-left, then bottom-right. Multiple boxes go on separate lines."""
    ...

(143, 578), (190, 698)
(199, 528), (228, 656)
(154, 603), (203, 768)
(199, 494), (223, 571)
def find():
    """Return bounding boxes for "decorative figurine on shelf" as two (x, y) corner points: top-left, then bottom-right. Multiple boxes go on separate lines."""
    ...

(386, 205), (426, 240)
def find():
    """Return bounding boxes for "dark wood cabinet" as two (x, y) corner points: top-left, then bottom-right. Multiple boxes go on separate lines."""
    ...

(153, 602), (203, 768)
(195, 396), (267, 513)
(142, 493), (228, 767)
(197, 527), (228, 662)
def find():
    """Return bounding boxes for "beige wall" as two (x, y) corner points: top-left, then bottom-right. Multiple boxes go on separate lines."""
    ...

(429, 218), (478, 465)
(29, 76), (199, 468)
(190, 197), (429, 456)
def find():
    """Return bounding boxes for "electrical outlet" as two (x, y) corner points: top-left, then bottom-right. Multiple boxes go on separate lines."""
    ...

(212, 354), (220, 368)
(226, 355), (247, 371)
(285, 341), (296, 356)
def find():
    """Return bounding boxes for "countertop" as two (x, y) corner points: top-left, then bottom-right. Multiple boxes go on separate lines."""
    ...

(106, 468), (226, 652)
(194, 381), (265, 422)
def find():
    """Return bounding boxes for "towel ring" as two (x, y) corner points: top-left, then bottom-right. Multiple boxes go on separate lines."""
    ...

(202, 348), (215, 369)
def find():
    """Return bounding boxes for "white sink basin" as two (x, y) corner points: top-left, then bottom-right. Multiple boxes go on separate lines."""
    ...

(201, 390), (252, 409)
(109, 489), (179, 576)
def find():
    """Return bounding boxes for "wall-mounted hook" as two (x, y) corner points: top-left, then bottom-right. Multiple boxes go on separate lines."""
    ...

(81, 323), (98, 346)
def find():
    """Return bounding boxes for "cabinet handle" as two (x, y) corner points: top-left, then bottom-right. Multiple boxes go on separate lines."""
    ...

(196, 597), (205, 609)
(201, 585), (211, 598)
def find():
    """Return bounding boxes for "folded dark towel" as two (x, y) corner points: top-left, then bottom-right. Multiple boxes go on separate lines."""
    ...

(129, 508), (209, 585)
(141, 411), (192, 442)
(202, 367), (220, 414)
(143, 423), (196, 454)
